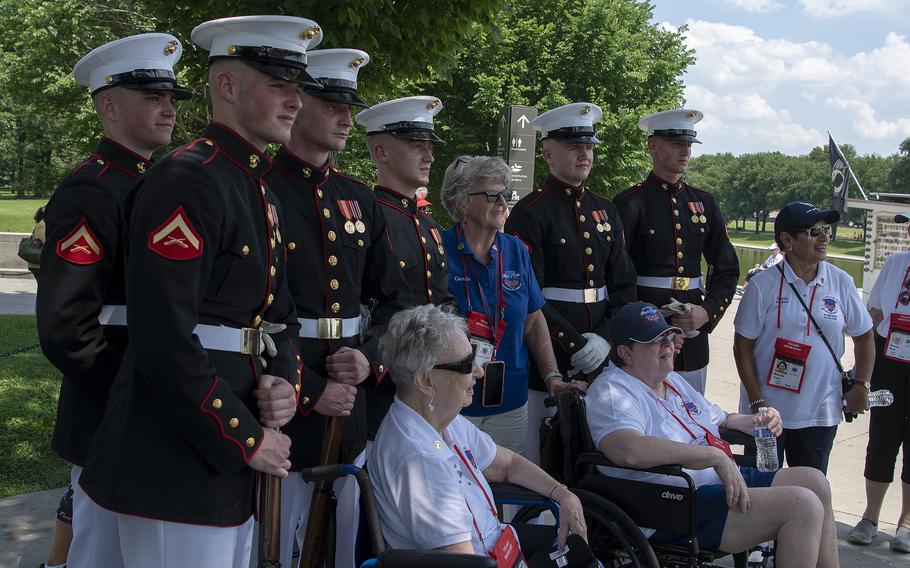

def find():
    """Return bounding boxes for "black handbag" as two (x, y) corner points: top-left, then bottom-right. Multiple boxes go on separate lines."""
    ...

(17, 236), (42, 265)
(528, 534), (596, 568)
(777, 265), (858, 422)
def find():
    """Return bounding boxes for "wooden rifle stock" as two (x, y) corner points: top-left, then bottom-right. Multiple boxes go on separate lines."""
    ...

(258, 466), (282, 568)
(300, 416), (344, 567)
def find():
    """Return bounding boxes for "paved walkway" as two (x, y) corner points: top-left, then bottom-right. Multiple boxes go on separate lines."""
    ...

(0, 278), (905, 566)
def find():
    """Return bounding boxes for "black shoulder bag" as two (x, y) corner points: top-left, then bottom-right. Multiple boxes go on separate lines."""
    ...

(777, 264), (858, 422)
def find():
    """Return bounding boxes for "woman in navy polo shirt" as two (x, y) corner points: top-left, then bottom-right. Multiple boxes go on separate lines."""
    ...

(440, 156), (572, 457)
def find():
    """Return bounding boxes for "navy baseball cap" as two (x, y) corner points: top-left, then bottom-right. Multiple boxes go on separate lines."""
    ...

(774, 202), (840, 241)
(895, 212), (910, 223)
(607, 302), (682, 346)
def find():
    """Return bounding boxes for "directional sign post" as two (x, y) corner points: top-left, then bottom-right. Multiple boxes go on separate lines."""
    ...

(496, 105), (538, 201)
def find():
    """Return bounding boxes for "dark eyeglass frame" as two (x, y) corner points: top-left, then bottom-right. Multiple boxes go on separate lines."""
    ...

(799, 224), (833, 238)
(468, 189), (511, 203)
(432, 343), (478, 374)
(645, 331), (678, 346)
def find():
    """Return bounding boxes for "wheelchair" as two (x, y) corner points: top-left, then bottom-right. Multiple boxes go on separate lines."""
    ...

(299, 463), (569, 568)
(525, 389), (774, 568)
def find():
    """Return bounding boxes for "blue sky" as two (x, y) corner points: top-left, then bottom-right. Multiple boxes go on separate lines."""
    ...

(650, 0), (910, 158)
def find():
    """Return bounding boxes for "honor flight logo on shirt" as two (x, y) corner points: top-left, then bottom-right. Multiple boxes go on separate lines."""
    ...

(822, 296), (839, 319)
(502, 271), (522, 291)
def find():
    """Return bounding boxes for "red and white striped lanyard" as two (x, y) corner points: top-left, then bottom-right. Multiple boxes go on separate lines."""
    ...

(453, 444), (498, 550)
(777, 268), (819, 337)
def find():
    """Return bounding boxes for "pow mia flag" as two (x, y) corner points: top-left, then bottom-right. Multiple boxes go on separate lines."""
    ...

(829, 133), (850, 217)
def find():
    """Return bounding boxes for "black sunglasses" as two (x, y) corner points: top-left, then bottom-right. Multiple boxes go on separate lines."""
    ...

(468, 189), (510, 203)
(432, 344), (478, 374)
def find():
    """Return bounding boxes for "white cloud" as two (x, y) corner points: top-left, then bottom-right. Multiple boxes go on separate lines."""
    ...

(826, 97), (910, 140)
(799, 0), (903, 18)
(685, 85), (824, 152)
(721, 0), (782, 13)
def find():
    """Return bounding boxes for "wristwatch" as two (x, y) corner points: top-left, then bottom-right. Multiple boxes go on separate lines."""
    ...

(856, 380), (871, 390)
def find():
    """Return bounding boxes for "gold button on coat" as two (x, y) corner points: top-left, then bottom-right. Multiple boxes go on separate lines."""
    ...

(270, 266), (277, 276)
(675, 224), (682, 230)
(288, 242), (297, 250)
(241, 245), (250, 256)
(267, 293), (274, 305)
(254, 315), (262, 326)
(323, 208), (331, 218)
(583, 232), (590, 239)
(579, 215), (586, 222)
(676, 238), (683, 245)
(330, 279), (339, 290)
(557, 332), (564, 338)
(229, 418), (239, 428)
(212, 398), (222, 409)
(317, 189), (323, 198)
(677, 267), (685, 274)
(649, 229), (655, 235)
(331, 302), (340, 313)
(399, 260), (406, 268)
(328, 255), (338, 266)
(587, 264), (594, 272)
(328, 230), (336, 241)
(677, 252), (683, 259)
(245, 437), (255, 448)
(560, 238), (566, 244)
(585, 247), (592, 255)
(302, 396), (310, 405)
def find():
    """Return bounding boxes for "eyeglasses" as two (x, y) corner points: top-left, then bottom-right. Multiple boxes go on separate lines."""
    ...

(468, 189), (510, 203)
(800, 225), (833, 238)
(432, 344), (478, 374)
(646, 332), (678, 346)
(454, 156), (472, 173)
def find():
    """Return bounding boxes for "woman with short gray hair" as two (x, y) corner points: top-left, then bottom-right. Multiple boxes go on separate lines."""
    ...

(439, 155), (582, 463)
(369, 304), (587, 559)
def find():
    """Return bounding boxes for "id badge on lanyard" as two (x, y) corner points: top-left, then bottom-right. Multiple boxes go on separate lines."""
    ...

(885, 312), (910, 362)
(767, 337), (811, 392)
(491, 525), (528, 568)
(467, 310), (507, 368)
(662, 383), (733, 459)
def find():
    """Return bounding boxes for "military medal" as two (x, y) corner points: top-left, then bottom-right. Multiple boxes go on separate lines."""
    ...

(430, 228), (444, 255)
(688, 202), (701, 224)
(695, 201), (707, 224)
(355, 220), (366, 233)
(338, 200), (362, 234)
(344, 220), (356, 234)
(604, 222), (611, 232)
(592, 210), (609, 233)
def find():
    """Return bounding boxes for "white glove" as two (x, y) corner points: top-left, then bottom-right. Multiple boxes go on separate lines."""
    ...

(659, 299), (699, 339)
(569, 332), (611, 375)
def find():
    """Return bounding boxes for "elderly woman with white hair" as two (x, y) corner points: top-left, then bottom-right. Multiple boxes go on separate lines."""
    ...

(368, 304), (587, 560)
(438, 155), (580, 462)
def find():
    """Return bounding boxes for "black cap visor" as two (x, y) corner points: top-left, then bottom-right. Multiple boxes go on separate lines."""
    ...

(367, 121), (445, 145)
(650, 129), (701, 144)
(120, 81), (194, 100)
(304, 87), (368, 108)
(92, 68), (194, 100)
(543, 126), (601, 145)
(778, 209), (841, 237)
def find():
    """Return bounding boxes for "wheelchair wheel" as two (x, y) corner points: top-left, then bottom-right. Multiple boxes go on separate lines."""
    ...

(572, 488), (660, 568)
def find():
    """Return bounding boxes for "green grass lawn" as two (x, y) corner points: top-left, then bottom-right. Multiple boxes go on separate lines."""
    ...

(0, 315), (70, 497)
(0, 197), (48, 233)
(727, 222), (865, 257)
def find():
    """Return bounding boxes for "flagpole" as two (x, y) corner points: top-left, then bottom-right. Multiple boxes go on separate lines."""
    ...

(828, 131), (868, 200)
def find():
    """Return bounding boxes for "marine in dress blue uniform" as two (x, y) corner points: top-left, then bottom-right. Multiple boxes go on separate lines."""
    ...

(78, 16), (320, 568)
(613, 109), (738, 394)
(504, 102), (637, 392)
(36, 33), (191, 568)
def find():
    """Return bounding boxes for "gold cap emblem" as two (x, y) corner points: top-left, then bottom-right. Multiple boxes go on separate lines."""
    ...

(300, 25), (320, 40)
(137, 162), (146, 174)
(687, 111), (698, 118)
(249, 154), (260, 168)
(163, 40), (178, 56)
(426, 98), (440, 110)
(105, 75), (113, 84)
(581, 105), (592, 115)
(227, 45), (237, 55)
(350, 56), (365, 68)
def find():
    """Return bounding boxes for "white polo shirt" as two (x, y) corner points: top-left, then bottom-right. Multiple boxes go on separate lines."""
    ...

(868, 251), (910, 337)
(368, 397), (503, 555)
(734, 259), (872, 428)
(585, 366), (728, 491)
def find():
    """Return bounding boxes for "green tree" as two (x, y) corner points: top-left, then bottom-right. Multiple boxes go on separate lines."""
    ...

(888, 137), (910, 193)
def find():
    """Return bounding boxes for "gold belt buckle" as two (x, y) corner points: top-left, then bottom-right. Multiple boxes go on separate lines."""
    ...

(317, 318), (343, 340)
(672, 276), (690, 291)
(583, 288), (598, 303)
(240, 327), (262, 355)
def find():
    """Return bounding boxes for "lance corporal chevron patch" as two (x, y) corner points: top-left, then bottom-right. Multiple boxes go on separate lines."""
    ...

(57, 218), (103, 265)
(148, 206), (203, 260)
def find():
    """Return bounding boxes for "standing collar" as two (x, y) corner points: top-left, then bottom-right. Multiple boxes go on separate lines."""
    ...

(542, 174), (586, 200)
(780, 257), (828, 288)
(274, 146), (331, 185)
(96, 137), (151, 178)
(375, 185), (417, 213)
(647, 171), (684, 193)
(204, 122), (271, 177)
(389, 397), (455, 460)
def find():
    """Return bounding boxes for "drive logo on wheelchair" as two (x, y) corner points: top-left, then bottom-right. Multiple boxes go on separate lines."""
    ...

(660, 489), (686, 501)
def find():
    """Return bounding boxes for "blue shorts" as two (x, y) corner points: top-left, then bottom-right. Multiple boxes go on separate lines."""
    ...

(650, 467), (776, 551)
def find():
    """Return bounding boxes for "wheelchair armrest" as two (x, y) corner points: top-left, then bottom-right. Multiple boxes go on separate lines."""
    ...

(577, 451), (685, 476)
(299, 464), (361, 483)
(488, 482), (548, 504)
(720, 427), (756, 449)
(378, 550), (496, 568)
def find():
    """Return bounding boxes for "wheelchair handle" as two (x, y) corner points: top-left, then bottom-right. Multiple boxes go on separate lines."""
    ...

(299, 464), (361, 483)
(543, 387), (584, 408)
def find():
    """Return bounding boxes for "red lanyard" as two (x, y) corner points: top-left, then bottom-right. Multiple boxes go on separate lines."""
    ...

(457, 224), (506, 340)
(893, 263), (910, 310)
(777, 268), (819, 337)
(657, 381), (715, 441)
(453, 444), (497, 549)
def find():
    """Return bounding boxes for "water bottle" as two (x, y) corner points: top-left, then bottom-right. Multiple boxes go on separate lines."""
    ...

(754, 407), (779, 472)
(842, 389), (895, 408)
(868, 389), (894, 408)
